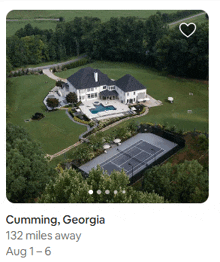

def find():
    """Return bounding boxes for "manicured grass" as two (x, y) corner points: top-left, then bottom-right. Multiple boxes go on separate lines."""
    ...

(7, 10), (178, 37)
(7, 61), (208, 158)
(47, 60), (208, 165)
(7, 74), (87, 155)
(55, 61), (208, 133)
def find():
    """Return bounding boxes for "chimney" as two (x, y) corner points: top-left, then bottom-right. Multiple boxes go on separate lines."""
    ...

(94, 71), (98, 82)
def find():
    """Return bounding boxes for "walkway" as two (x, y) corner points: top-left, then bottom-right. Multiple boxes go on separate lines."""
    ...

(43, 69), (67, 83)
(12, 54), (87, 73)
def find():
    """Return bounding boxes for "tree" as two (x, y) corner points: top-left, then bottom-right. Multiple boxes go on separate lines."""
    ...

(6, 35), (28, 67)
(85, 17), (145, 62)
(88, 132), (105, 151)
(59, 17), (65, 22)
(71, 143), (94, 165)
(114, 126), (129, 140)
(142, 160), (208, 203)
(66, 92), (77, 104)
(6, 123), (55, 203)
(22, 35), (45, 64)
(38, 166), (165, 203)
(46, 97), (59, 108)
(63, 18), (84, 56)
(6, 56), (13, 76)
(38, 168), (92, 203)
(144, 12), (169, 66)
(155, 22), (208, 79)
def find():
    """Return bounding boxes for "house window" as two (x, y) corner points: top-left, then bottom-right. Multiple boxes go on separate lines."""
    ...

(103, 86), (106, 90)
(95, 93), (98, 97)
(87, 94), (91, 99)
(133, 92), (135, 95)
(91, 88), (94, 91)
(111, 86), (115, 90)
(87, 88), (90, 92)
(127, 92), (129, 96)
(91, 94), (94, 98)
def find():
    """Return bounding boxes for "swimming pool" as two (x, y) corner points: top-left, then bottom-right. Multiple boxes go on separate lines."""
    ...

(90, 103), (116, 114)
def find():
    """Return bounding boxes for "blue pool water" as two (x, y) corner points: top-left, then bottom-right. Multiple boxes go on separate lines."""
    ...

(90, 103), (116, 114)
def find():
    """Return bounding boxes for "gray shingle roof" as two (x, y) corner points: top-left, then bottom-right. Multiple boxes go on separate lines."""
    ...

(67, 68), (147, 93)
(100, 89), (118, 97)
(115, 74), (146, 92)
(67, 67), (114, 90)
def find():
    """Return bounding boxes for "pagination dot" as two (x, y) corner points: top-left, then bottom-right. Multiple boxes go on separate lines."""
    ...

(105, 190), (110, 194)
(97, 190), (101, 195)
(88, 190), (93, 194)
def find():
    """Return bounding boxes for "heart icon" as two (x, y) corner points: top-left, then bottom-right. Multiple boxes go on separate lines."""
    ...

(179, 23), (196, 38)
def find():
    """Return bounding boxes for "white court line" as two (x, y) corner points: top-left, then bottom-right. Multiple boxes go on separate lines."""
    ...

(100, 139), (164, 174)
(132, 148), (164, 173)
(100, 140), (144, 166)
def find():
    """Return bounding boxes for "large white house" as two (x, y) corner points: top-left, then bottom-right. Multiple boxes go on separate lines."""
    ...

(66, 67), (147, 104)
(44, 67), (147, 111)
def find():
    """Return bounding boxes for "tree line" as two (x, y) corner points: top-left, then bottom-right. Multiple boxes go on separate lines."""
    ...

(6, 11), (208, 79)
(6, 123), (208, 203)
(6, 17), (101, 67)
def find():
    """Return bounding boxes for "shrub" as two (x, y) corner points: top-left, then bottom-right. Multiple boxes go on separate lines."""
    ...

(56, 80), (64, 87)
(46, 98), (59, 108)
(66, 92), (77, 104)
(170, 125), (177, 132)
(74, 115), (89, 125)
(198, 134), (208, 150)
(31, 112), (45, 120)
(59, 17), (65, 22)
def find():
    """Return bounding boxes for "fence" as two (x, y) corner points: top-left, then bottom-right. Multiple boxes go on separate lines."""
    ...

(129, 124), (185, 185)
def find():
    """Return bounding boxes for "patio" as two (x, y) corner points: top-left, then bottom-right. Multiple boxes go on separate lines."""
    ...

(79, 99), (132, 120)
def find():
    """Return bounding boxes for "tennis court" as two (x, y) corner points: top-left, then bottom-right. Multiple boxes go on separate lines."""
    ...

(100, 140), (164, 177)
(80, 133), (178, 178)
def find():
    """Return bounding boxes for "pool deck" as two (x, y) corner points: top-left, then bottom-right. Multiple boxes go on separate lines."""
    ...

(80, 133), (177, 177)
(79, 99), (131, 120)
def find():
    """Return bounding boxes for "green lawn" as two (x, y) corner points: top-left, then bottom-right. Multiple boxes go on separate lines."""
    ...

(7, 10), (178, 37)
(55, 61), (208, 133)
(169, 13), (208, 29)
(7, 74), (87, 155)
(7, 10), (178, 20)
(7, 61), (208, 158)
(48, 61), (208, 166)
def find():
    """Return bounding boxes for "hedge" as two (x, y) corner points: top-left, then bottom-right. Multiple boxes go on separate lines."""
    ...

(73, 115), (90, 125)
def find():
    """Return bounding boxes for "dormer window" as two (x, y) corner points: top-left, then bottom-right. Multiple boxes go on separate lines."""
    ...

(94, 72), (98, 82)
